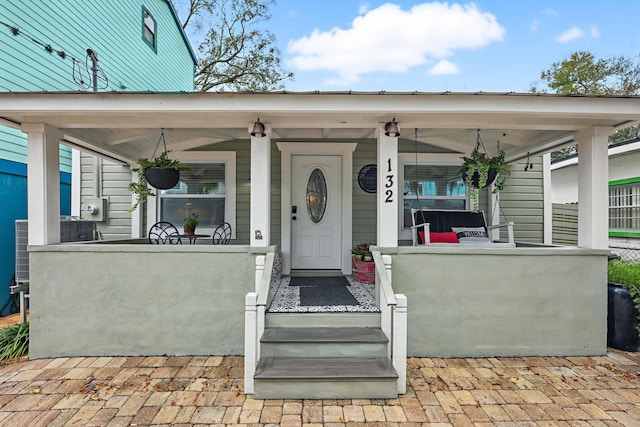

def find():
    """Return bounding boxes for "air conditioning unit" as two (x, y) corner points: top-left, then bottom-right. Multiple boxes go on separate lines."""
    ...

(14, 218), (96, 284)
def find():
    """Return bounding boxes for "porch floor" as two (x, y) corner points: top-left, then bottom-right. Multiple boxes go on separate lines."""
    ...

(267, 275), (379, 313)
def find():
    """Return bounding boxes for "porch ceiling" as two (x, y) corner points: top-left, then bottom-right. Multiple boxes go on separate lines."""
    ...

(1, 91), (639, 165)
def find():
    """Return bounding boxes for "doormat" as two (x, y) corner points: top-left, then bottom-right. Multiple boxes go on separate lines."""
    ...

(299, 285), (359, 306)
(289, 276), (350, 287)
(292, 276), (359, 306)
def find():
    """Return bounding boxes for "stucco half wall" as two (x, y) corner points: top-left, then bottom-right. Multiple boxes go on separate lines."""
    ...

(388, 246), (608, 358)
(28, 243), (256, 359)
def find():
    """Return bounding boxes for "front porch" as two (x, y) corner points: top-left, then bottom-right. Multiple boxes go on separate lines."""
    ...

(2, 90), (639, 398)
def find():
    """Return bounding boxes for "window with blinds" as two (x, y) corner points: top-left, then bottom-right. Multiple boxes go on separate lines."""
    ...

(609, 182), (640, 230)
(159, 163), (226, 228)
(402, 164), (467, 229)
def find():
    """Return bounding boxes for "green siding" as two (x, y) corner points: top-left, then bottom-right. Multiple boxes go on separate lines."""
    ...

(0, 0), (194, 92)
(499, 156), (544, 243)
(0, 0), (194, 166)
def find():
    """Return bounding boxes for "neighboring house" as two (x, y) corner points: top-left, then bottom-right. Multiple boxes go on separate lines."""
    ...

(551, 138), (640, 255)
(0, 0), (195, 314)
(1, 91), (635, 398)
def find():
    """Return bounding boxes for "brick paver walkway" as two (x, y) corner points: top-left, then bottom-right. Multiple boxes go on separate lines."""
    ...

(0, 350), (639, 426)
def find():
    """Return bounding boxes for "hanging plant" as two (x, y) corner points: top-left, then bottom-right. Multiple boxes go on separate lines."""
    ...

(459, 130), (510, 212)
(128, 129), (186, 212)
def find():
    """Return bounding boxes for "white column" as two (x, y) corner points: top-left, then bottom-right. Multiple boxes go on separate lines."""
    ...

(23, 123), (62, 245)
(130, 170), (143, 238)
(377, 128), (399, 247)
(393, 294), (407, 394)
(542, 153), (553, 245)
(577, 126), (612, 249)
(250, 131), (271, 246)
(71, 149), (81, 217)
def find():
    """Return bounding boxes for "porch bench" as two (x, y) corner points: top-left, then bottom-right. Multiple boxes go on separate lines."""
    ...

(411, 208), (515, 247)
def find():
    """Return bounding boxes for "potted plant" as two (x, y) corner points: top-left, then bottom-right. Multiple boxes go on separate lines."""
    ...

(183, 213), (200, 235)
(607, 259), (640, 351)
(459, 131), (510, 212)
(352, 243), (375, 283)
(128, 151), (186, 212)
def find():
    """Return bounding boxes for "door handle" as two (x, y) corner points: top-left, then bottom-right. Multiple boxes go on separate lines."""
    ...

(292, 205), (297, 221)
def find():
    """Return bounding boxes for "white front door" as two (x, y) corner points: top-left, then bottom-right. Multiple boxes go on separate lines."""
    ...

(291, 155), (342, 270)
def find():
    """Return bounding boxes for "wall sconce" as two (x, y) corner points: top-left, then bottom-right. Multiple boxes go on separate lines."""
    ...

(384, 118), (400, 137)
(250, 118), (266, 137)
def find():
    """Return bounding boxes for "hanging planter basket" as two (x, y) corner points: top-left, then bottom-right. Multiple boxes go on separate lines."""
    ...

(462, 168), (498, 189)
(144, 167), (180, 190)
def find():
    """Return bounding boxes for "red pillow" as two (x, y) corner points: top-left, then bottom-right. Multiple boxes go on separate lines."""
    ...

(418, 231), (459, 244)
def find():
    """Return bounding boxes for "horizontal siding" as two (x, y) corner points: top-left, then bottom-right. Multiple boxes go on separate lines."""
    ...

(498, 156), (544, 243)
(80, 155), (134, 240)
(0, 0), (193, 93)
(352, 140), (378, 246)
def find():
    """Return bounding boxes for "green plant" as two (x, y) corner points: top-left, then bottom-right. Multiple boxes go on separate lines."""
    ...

(459, 144), (510, 212)
(608, 260), (640, 333)
(128, 151), (186, 212)
(184, 213), (200, 228)
(0, 322), (29, 362)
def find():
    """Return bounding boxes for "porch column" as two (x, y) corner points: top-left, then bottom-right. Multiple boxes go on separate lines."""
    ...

(250, 128), (271, 246)
(377, 127), (399, 247)
(577, 126), (612, 249)
(23, 123), (62, 245)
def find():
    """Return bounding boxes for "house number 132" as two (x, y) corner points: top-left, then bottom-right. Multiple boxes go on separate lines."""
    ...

(385, 158), (393, 203)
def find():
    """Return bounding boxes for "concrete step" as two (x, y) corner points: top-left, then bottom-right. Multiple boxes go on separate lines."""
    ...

(265, 312), (380, 328)
(261, 327), (389, 358)
(254, 357), (398, 399)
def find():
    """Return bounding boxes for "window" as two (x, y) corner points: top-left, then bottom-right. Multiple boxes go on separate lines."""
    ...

(399, 154), (467, 238)
(154, 152), (236, 237)
(143, 8), (156, 49)
(609, 180), (640, 230)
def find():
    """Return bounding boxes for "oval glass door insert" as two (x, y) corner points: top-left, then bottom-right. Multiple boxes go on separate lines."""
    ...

(306, 168), (327, 223)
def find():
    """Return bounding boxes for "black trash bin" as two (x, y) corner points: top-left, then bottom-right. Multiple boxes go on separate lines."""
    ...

(607, 283), (640, 351)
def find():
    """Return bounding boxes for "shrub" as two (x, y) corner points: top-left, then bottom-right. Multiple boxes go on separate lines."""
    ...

(608, 260), (640, 334)
(0, 322), (29, 361)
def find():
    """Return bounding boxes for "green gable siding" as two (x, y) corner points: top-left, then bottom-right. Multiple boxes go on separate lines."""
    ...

(0, 0), (194, 165)
(0, 0), (194, 92)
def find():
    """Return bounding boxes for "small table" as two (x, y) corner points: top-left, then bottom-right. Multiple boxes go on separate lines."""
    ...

(178, 234), (211, 244)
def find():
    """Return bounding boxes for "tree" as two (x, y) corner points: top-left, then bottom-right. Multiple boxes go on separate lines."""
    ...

(177, 0), (294, 92)
(531, 51), (640, 160)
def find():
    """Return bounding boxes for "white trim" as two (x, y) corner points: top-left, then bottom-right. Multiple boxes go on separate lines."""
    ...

(397, 153), (465, 241)
(377, 129), (399, 247)
(146, 151), (237, 239)
(543, 153), (552, 244)
(277, 142), (357, 275)
(71, 148), (81, 217)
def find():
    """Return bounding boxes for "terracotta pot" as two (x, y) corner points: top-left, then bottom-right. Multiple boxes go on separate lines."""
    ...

(183, 225), (196, 236)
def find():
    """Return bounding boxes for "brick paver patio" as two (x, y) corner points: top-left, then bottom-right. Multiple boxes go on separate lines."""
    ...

(0, 350), (638, 426)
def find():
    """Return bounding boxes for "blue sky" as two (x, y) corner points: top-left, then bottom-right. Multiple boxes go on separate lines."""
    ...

(261, 0), (640, 93)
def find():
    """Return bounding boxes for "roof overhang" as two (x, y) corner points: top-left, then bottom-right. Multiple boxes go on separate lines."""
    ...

(1, 91), (639, 165)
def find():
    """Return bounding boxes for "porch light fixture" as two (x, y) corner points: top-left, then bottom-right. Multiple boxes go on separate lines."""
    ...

(384, 118), (400, 137)
(250, 118), (266, 137)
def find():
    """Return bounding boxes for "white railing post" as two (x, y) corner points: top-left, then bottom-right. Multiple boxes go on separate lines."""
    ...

(383, 254), (392, 282)
(255, 255), (265, 293)
(244, 292), (258, 394)
(393, 294), (407, 394)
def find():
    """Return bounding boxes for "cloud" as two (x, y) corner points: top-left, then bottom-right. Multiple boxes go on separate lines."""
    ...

(358, 3), (371, 14)
(556, 26), (584, 43)
(590, 25), (600, 38)
(287, 2), (505, 86)
(530, 19), (539, 32)
(429, 60), (459, 75)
